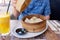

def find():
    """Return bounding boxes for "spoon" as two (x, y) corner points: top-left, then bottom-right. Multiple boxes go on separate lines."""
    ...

(16, 28), (27, 35)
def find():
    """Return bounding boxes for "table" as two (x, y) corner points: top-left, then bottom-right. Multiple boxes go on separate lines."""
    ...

(0, 20), (60, 40)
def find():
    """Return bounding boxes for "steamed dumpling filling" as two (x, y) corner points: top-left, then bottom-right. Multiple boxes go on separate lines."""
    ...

(25, 17), (43, 23)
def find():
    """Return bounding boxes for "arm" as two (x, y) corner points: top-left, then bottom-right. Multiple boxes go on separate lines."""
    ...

(11, 0), (31, 19)
(44, 0), (51, 20)
(12, 7), (20, 19)
(11, 0), (20, 19)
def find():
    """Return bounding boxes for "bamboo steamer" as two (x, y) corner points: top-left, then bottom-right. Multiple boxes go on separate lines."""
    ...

(21, 14), (46, 32)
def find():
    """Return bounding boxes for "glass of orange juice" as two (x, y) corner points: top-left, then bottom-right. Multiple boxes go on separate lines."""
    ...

(0, 12), (10, 36)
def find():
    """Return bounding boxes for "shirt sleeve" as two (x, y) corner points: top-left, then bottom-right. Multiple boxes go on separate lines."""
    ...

(44, 0), (51, 16)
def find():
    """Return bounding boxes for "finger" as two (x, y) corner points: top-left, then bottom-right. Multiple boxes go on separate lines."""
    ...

(11, 0), (17, 4)
(11, 0), (17, 7)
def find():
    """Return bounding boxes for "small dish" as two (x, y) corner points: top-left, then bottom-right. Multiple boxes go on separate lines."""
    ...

(11, 24), (48, 38)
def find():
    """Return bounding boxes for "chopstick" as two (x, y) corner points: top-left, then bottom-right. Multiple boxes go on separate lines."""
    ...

(47, 20), (57, 31)
(53, 20), (60, 27)
(52, 20), (60, 31)
(49, 21), (59, 31)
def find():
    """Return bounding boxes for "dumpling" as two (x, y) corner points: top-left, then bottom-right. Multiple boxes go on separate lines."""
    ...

(33, 18), (43, 23)
(25, 17), (43, 23)
(25, 18), (30, 23)
(30, 16), (37, 21)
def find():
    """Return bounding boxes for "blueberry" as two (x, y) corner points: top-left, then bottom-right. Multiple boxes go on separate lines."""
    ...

(16, 28), (27, 35)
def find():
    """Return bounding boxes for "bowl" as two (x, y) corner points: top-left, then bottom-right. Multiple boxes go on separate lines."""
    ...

(21, 14), (46, 32)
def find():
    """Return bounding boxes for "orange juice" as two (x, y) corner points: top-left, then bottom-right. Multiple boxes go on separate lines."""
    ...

(0, 13), (10, 35)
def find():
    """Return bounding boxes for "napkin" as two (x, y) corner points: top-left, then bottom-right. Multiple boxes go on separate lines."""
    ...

(16, 0), (31, 12)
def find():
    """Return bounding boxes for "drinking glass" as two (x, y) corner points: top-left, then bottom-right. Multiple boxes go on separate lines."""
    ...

(0, 13), (10, 36)
(0, 1), (10, 39)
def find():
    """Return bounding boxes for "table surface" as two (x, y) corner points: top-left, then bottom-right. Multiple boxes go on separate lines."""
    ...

(0, 20), (60, 40)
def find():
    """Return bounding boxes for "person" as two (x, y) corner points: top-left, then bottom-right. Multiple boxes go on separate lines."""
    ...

(11, 0), (51, 20)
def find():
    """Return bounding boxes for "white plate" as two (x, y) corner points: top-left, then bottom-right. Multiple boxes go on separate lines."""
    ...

(11, 24), (48, 38)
